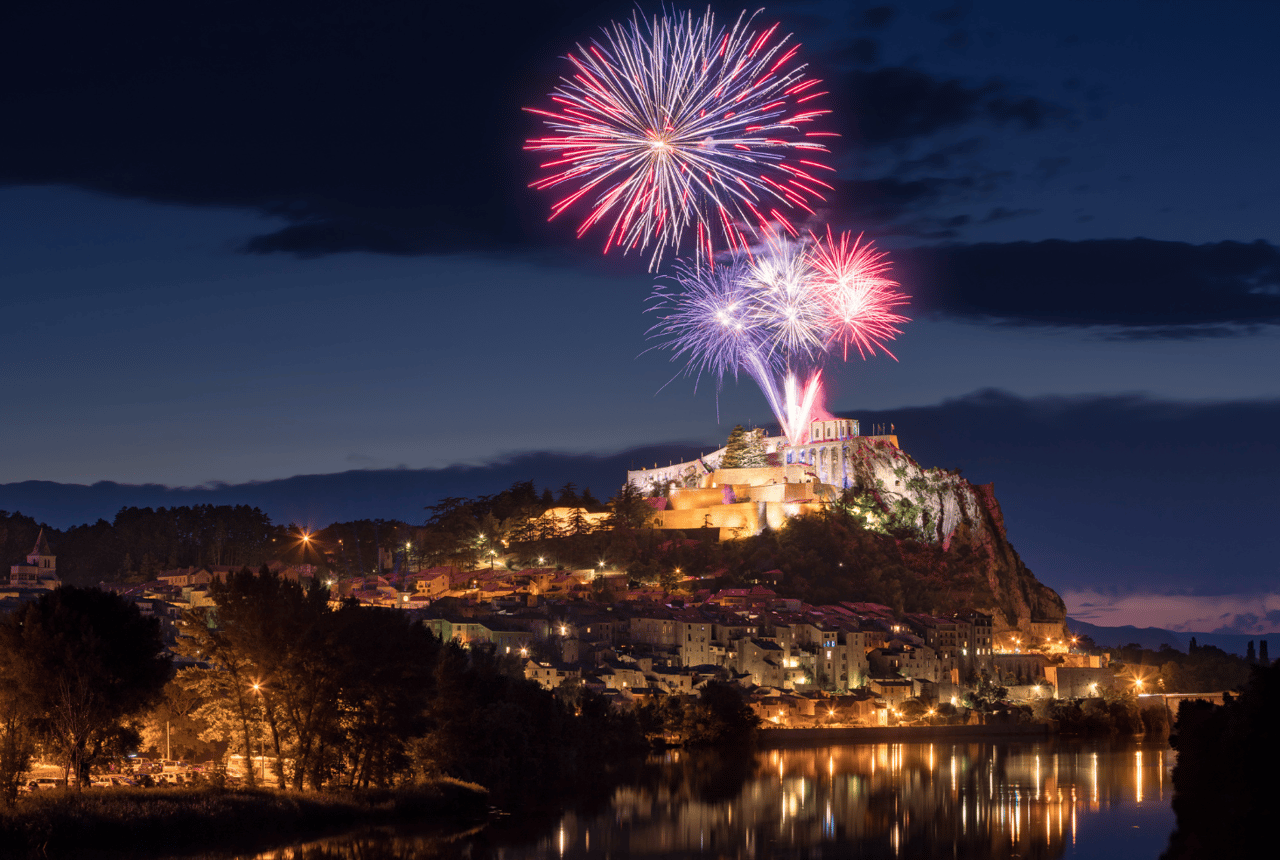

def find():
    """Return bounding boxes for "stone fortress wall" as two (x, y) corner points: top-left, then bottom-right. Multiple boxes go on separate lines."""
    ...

(626, 419), (901, 539)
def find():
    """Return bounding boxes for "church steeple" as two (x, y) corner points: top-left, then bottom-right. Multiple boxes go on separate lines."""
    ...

(27, 528), (55, 570)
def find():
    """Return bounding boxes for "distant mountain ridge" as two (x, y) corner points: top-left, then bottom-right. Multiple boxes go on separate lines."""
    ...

(0, 444), (716, 530)
(1067, 618), (1271, 657)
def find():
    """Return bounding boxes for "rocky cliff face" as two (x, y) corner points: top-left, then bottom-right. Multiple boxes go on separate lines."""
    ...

(844, 438), (1066, 634)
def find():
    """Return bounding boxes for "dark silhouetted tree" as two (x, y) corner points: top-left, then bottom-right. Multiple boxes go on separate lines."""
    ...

(1, 587), (169, 789)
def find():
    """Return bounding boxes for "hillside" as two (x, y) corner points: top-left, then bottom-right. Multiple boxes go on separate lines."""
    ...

(705, 439), (1067, 632)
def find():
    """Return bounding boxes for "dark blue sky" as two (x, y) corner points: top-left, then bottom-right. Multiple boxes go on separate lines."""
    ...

(2, 1), (1277, 632)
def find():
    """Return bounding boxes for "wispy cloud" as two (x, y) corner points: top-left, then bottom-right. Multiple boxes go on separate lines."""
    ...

(1065, 590), (1280, 634)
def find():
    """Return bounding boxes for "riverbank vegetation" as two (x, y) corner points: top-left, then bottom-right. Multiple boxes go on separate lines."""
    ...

(173, 568), (645, 806)
(1160, 662), (1279, 859)
(0, 780), (485, 858)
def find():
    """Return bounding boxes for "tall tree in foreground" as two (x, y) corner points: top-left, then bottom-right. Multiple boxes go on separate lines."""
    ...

(181, 566), (333, 788)
(0, 643), (36, 806)
(0, 587), (170, 788)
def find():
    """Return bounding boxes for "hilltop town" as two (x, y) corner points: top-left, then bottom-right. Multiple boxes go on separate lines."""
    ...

(2, 418), (1100, 728)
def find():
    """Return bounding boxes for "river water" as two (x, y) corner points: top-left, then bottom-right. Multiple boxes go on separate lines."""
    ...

(213, 737), (1177, 860)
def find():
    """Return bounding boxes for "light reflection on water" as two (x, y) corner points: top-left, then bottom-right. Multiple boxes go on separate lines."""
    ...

(216, 738), (1175, 860)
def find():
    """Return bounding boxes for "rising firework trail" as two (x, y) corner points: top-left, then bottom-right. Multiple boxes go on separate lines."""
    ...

(526, 7), (833, 268)
(648, 229), (910, 446)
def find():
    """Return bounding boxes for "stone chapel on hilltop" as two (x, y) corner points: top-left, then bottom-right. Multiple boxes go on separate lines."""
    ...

(7, 528), (60, 589)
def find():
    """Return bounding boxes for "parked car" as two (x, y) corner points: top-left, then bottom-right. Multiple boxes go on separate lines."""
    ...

(28, 777), (66, 790)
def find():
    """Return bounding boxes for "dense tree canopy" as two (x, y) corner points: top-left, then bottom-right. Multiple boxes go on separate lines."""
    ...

(3, 506), (280, 586)
(0, 587), (170, 794)
(178, 566), (642, 800)
(1163, 663), (1280, 858)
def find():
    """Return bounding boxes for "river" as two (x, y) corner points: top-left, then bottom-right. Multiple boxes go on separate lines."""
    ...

(196, 737), (1177, 860)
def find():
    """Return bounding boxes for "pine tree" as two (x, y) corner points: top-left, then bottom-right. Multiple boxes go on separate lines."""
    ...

(556, 482), (580, 507)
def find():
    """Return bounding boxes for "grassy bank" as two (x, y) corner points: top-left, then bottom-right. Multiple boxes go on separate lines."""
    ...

(0, 779), (488, 858)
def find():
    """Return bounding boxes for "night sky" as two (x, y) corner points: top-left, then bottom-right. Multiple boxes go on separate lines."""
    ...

(2, 1), (1277, 634)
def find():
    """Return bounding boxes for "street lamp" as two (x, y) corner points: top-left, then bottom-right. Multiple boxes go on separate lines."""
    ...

(249, 682), (265, 785)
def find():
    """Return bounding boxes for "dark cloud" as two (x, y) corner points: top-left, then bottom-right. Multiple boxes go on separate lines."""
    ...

(930, 4), (970, 26)
(942, 30), (970, 52)
(833, 170), (1010, 235)
(1211, 611), (1280, 636)
(0, 2), (1075, 259)
(847, 37), (881, 66)
(1035, 156), (1073, 182)
(843, 67), (1068, 146)
(896, 138), (986, 173)
(985, 95), (1064, 129)
(980, 206), (1038, 223)
(861, 7), (897, 29)
(899, 238), (1280, 333)
(0, 0), (624, 258)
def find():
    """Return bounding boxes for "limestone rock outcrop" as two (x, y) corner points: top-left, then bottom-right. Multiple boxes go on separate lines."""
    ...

(845, 439), (1066, 634)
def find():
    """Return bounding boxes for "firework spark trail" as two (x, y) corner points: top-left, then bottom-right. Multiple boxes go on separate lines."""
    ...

(745, 233), (828, 361)
(645, 257), (774, 387)
(648, 230), (910, 446)
(809, 227), (910, 360)
(526, 7), (832, 268)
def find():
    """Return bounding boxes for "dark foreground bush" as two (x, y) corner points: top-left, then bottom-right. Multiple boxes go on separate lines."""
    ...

(0, 780), (487, 858)
(1161, 663), (1280, 859)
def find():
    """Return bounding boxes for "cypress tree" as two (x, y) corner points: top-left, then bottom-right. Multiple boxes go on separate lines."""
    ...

(721, 425), (748, 468)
